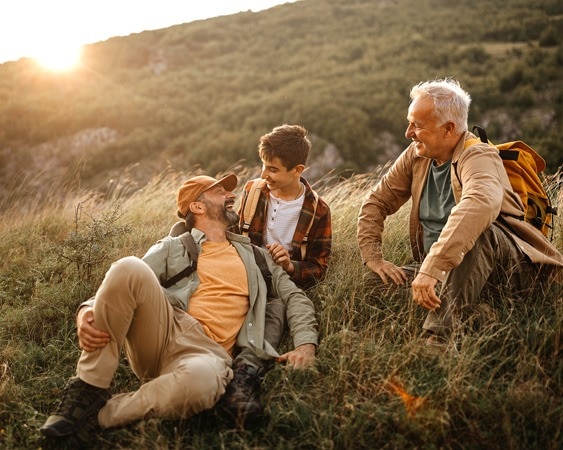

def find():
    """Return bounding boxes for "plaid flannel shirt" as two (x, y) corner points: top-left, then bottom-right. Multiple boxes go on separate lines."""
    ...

(237, 177), (332, 289)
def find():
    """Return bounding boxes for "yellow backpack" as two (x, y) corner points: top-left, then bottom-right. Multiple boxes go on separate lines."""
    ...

(465, 126), (557, 238)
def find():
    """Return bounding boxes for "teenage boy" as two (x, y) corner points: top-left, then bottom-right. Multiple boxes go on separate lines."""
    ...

(238, 124), (332, 289)
(222, 124), (332, 422)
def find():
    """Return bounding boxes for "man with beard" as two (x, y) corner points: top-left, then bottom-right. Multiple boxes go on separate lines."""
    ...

(40, 174), (318, 447)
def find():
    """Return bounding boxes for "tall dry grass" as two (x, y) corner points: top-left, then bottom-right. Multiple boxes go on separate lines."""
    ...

(0, 165), (561, 449)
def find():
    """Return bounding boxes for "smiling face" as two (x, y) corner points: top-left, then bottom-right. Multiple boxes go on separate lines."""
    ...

(199, 185), (238, 226)
(405, 96), (458, 163)
(260, 156), (303, 195)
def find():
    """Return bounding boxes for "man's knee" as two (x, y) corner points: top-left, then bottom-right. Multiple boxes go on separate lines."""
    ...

(172, 357), (232, 414)
(105, 256), (149, 282)
(98, 256), (156, 296)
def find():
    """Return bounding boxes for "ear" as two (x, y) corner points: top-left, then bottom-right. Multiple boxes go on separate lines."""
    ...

(443, 121), (456, 136)
(189, 201), (205, 214)
(294, 164), (305, 176)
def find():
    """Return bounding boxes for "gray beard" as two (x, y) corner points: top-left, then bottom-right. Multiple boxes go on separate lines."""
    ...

(203, 199), (239, 227)
(225, 209), (239, 227)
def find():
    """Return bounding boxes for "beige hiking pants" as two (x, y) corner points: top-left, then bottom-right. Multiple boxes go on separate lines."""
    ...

(75, 256), (233, 428)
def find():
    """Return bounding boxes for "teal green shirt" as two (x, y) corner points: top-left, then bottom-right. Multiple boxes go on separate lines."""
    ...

(419, 160), (456, 254)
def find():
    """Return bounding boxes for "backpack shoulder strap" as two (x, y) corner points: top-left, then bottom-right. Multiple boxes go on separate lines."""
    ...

(179, 232), (199, 265)
(241, 179), (266, 236)
(161, 232), (198, 288)
(472, 125), (489, 143)
(251, 244), (273, 293)
(300, 189), (319, 260)
(464, 126), (490, 150)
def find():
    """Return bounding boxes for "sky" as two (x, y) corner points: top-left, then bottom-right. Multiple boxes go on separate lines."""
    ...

(0, 1), (298, 65)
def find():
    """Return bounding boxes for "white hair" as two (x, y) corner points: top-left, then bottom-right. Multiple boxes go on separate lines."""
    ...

(410, 78), (471, 132)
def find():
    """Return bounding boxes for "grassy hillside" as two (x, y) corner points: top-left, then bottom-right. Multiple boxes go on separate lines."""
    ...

(0, 0), (562, 212)
(0, 165), (561, 449)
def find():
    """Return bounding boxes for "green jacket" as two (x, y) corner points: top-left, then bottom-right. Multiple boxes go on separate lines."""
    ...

(140, 228), (318, 360)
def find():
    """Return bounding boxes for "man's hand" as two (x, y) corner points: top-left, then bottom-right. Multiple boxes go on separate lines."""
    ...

(266, 243), (295, 275)
(276, 343), (316, 369)
(77, 307), (110, 352)
(366, 259), (408, 285)
(411, 273), (441, 310)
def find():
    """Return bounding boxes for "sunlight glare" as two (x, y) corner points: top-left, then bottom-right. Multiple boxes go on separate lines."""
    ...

(34, 42), (82, 71)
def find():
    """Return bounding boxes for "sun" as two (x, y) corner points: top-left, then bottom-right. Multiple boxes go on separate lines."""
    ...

(34, 43), (82, 72)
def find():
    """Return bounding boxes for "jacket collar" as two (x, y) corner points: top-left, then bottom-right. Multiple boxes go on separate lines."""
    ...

(191, 227), (251, 245)
(190, 227), (207, 245)
(452, 130), (476, 164)
(226, 229), (251, 243)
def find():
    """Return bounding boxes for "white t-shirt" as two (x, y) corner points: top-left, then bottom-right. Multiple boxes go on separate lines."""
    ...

(264, 184), (305, 251)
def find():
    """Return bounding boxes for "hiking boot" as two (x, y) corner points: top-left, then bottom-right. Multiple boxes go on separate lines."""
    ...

(67, 408), (102, 448)
(40, 377), (110, 438)
(222, 363), (263, 423)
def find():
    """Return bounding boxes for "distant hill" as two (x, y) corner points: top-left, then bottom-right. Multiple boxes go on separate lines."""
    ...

(1, 0), (561, 209)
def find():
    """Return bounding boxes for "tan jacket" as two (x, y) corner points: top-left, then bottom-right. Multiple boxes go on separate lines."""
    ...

(358, 131), (563, 282)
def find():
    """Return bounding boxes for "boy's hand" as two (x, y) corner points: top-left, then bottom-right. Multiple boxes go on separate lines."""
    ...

(266, 243), (295, 275)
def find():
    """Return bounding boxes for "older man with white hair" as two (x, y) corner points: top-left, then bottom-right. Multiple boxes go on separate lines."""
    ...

(358, 78), (563, 350)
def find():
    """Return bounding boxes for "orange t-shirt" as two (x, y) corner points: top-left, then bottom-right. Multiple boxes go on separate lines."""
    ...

(187, 240), (249, 354)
